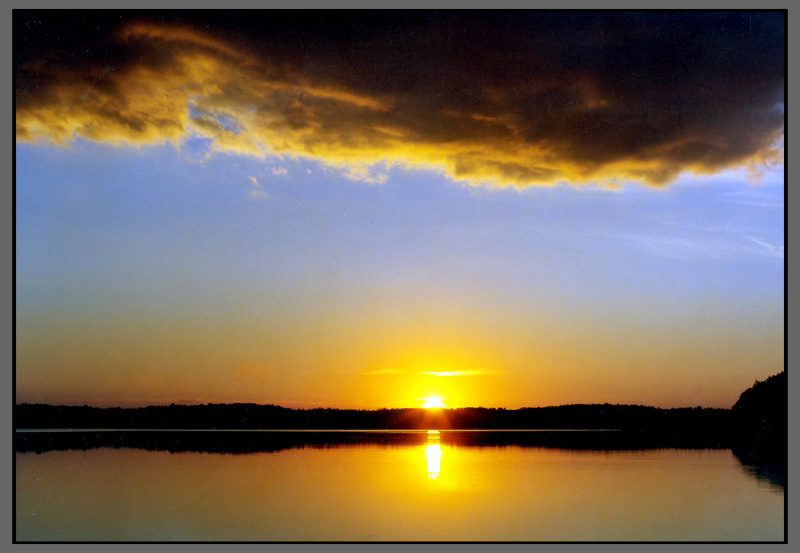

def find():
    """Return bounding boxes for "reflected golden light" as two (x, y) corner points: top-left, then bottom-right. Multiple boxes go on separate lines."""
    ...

(426, 431), (441, 479)
(422, 396), (445, 409)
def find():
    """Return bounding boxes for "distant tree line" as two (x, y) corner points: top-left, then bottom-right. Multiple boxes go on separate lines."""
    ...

(15, 402), (729, 433)
(15, 372), (785, 456)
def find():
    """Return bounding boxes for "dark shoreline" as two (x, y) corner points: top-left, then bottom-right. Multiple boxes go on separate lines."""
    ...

(13, 427), (729, 455)
(13, 402), (733, 432)
(15, 372), (786, 472)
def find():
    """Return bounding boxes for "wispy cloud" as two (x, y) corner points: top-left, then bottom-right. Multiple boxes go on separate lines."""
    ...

(632, 233), (784, 260)
(421, 370), (503, 377)
(247, 175), (268, 199)
(272, 166), (288, 176)
(341, 164), (388, 185)
(720, 184), (784, 209)
(362, 369), (405, 376)
(744, 234), (784, 257)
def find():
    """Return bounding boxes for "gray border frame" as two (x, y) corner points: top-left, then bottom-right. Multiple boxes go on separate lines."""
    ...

(7, 2), (793, 551)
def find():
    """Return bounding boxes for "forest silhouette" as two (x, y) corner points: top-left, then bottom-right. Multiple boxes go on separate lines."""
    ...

(15, 372), (785, 471)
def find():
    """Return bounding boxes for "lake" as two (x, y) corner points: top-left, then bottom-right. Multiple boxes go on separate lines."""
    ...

(15, 430), (785, 542)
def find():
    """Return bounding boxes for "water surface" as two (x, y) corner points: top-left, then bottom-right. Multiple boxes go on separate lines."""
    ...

(15, 430), (784, 541)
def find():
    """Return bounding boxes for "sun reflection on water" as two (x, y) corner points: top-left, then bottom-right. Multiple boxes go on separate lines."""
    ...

(426, 430), (441, 479)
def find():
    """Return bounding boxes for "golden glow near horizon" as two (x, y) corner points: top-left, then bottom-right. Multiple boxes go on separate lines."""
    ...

(422, 396), (446, 409)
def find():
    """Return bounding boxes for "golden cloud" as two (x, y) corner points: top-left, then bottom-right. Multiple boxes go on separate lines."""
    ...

(421, 370), (503, 377)
(15, 13), (784, 187)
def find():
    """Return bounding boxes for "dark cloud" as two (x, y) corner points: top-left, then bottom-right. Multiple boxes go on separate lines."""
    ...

(15, 10), (784, 187)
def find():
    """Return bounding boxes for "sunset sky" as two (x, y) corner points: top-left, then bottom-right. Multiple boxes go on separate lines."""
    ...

(15, 11), (784, 409)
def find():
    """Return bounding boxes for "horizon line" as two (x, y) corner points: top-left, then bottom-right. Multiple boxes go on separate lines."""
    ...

(14, 401), (733, 411)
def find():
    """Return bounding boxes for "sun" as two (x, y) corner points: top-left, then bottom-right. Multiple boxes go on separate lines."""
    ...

(422, 396), (446, 409)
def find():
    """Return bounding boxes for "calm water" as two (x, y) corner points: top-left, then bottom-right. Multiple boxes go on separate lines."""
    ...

(15, 430), (784, 542)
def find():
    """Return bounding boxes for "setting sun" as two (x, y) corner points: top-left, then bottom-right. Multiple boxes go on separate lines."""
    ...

(422, 396), (446, 409)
